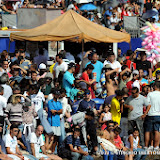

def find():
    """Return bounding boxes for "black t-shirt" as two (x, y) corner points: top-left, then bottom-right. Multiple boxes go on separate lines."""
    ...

(121, 97), (128, 118)
(135, 60), (151, 74)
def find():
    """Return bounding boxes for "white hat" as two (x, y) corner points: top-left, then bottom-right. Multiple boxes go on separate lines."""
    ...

(39, 63), (46, 70)
(132, 70), (139, 75)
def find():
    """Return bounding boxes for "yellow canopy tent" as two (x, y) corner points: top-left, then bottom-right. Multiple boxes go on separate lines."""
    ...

(10, 10), (130, 43)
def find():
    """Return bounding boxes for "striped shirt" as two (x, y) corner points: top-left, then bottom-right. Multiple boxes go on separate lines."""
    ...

(6, 103), (23, 123)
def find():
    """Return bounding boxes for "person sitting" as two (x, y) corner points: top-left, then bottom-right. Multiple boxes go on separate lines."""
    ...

(58, 127), (94, 160)
(3, 124), (30, 160)
(30, 125), (62, 160)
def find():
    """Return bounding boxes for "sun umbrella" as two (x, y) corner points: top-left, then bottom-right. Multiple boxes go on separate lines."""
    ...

(80, 3), (97, 11)
(142, 10), (158, 19)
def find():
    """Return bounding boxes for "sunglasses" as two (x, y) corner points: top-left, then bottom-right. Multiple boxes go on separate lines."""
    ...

(108, 125), (114, 127)
(14, 130), (19, 132)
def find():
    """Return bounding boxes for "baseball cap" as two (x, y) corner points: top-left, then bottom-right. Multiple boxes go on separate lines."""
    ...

(132, 70), (139, 75)
(156, 70), (160, 75)
(79, 82), (87, 90)
(39, 63), (46, 70)
(84, 89), (90, 95)
(109, 7), (113, 10)
(103, 64), (112, 70)
(68, 62), (76, 69)
(52, 88), (61, 95)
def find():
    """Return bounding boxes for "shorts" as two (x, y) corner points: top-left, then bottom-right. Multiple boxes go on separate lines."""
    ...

(144, 116), (160, 132)
(52, 126), (61, 136)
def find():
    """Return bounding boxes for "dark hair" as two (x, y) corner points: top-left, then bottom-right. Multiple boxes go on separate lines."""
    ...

(59, 50), (66, 59)
(30, 84), (40, 93)
(86, 109), (94, 118)
(10, 124), (18, 130)
(133, 127), (139, 133)
(140, 51), (146, 57)
(107, 51), (115, 57)
(60, 88), (66, 94)
(115, 90), (124, 97)
(86, 64), (94, 70)
(74, 128), (80, 133)
(19, 49), (25, 53)
(38, 78), (46, 86)
(122, 87), (129, 95)
(31, 71), (37, 75)
(0, 85), (4, 93)
(126, 50), (133, 56)
(114, 127), (122, 134)
(155, 81), (160, 89)
(106, 120), (115, 126)
(103, 102), (109, 109)
(56, 53), (63, 59)
(132, 87), (139, 93)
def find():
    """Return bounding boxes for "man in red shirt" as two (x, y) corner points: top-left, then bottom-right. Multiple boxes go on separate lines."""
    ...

(126, 70), (139, 95)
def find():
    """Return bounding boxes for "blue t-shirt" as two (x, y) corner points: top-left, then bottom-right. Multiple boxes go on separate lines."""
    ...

(48, 99), (62, 127)
(66, 135), (81, 148)
(63, 71), (75, 97)
(86, 61), (103, 82)
(78, 99), (96, 112)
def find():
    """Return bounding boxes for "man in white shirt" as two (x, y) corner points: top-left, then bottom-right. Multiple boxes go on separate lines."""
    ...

(54, 54), (68, 78)
(0, 74), (13, 101)
(30, 125), (62, 160)
(30, 84), (53, 135)
(145, 81), (160, 150)
(3, 124), (29, 160)
(103, 51), (121, 72)
(110, 13), (119, 24)
(0, 85), (7, 126)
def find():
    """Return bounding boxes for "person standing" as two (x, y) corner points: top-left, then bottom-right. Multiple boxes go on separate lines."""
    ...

(124, 87), (151, 147)
(85, 52), (103, 95)
(47, 89), (63, 152)
(145, 81), (160, 150)
(53, 54), (68, 79)
(110, 90), (124, 125)
(63, 62), (76, 97)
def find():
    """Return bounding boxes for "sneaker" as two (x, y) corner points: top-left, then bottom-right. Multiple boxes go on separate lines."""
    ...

(148, 146), (154, 151)
(154, 146), (159, 151)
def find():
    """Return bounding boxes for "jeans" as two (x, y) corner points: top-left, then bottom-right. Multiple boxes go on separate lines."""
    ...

(71, 152), (94, 160)
(133, 148), (147, 160)
(104, 151), (114, 160)
(37, 108), (53, 135)
(59, 118), (66, 143)
(128, 117), (144, 147)
(120, 117), (128, 139)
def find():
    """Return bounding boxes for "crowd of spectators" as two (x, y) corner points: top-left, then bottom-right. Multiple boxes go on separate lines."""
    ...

(1, 0), (160, 31)
(0, 45), (159, 160)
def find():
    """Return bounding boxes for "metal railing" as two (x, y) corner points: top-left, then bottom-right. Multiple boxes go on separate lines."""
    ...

(124, 16), (146, 38)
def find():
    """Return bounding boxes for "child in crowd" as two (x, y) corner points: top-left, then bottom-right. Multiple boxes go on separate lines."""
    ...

(99, 102), (112, 130)
(125, 128), (146, 160)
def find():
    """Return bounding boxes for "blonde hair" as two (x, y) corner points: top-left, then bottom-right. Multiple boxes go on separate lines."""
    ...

(11, 95), (20, 105)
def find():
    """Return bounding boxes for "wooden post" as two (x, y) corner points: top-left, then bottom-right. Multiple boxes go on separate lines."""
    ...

(81, 39), (84, 68)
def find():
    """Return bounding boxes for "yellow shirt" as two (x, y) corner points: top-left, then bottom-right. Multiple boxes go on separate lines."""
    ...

(152, 68), (160, 77)
(49, 63), (56, 74)
(111, 97), (121, 125)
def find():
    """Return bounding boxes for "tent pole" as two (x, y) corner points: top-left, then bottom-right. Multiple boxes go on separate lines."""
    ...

(57, 41), (58, 54)
(81, 39), (84, 69)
